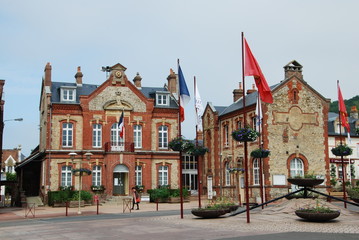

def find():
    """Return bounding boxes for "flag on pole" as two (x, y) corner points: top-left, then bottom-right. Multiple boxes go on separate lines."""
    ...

(244, 38), (273, 104)
(337, 81), (351, 142)
(194, 78), (204, 131)
(178, 64), (190, 122)
(255, 94), (262, 128)
(118, 109), (125, 138)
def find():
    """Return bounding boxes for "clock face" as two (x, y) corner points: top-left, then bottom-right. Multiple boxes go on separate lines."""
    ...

(115, 71), (122, 78)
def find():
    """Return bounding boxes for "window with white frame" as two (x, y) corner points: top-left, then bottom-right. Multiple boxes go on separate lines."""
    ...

(158, 125), (168, 149)
(225, 162), (230, 186)
(134, 125), (142, 148)
(237, 121), (242, 129)
(92, 124), (102, 148)
(62, 123), (73, 147)
(290, 158), (304, 177)
(253, 159), (260, 185)
(92, 165), (101, 186)
(111, 123), (124, 146)
(156, 93), (169, 106)
(135, 165), (142, 186)
(338, 165), (343, 179)
(61, 88), (76, 102)
(252, 117), (257, 131)
(224, 125), (229, 147)
(158, 165), (168, 186)
(61, 166), (72, 186)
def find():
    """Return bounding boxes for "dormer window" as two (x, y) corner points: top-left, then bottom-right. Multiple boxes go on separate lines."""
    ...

(61, 87), (76, 102)
(156, 92), (170, 106)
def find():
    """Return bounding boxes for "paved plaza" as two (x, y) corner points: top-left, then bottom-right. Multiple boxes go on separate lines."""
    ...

(0, 199), (358, 240)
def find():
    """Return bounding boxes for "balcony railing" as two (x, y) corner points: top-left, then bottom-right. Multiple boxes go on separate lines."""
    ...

(104, 142), (134, 152)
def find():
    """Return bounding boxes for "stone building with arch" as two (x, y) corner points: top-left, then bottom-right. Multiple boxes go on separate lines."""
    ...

(18, 62), (185, 202)
(202, 60), (332, 203)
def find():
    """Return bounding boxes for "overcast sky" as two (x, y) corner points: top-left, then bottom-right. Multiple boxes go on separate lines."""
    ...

(1, 0), (358, 156)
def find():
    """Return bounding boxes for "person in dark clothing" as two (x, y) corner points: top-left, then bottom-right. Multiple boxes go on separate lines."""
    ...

(131, 187), (140, 210)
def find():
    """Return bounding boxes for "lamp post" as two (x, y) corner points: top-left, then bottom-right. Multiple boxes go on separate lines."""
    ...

(68, 152), (93, 214)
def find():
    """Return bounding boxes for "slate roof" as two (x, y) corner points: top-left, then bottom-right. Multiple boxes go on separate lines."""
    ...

(328, 112), (358, 136)
(50, 82), (178, 108)
(219, 83), (280, 116)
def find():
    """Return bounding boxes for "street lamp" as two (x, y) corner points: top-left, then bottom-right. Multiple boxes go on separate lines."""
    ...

(68, 152), (93, 214)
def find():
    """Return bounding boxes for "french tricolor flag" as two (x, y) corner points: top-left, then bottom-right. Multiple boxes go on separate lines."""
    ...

(118, 109), (124, 138)
(178, 65), (190, 122)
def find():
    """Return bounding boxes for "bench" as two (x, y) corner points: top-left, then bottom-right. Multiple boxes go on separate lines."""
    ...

(327, 192), (345, 202)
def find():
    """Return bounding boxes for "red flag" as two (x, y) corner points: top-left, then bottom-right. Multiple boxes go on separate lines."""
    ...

(337, 81), (350, 133)
(244, 38), (273, 103)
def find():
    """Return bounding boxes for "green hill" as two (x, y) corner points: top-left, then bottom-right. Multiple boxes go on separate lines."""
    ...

(330, 95), (359, 113)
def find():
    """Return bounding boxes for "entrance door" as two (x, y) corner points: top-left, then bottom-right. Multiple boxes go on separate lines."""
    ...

(113, 172), (126, 195)
(113, 164), (129, 195)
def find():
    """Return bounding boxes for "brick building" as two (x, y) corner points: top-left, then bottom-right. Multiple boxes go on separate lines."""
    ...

(18, 62), (188, 201)
(202, 60), (332, 203)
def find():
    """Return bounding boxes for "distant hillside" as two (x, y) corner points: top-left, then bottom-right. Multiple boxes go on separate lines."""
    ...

(330, 95), (359, 113)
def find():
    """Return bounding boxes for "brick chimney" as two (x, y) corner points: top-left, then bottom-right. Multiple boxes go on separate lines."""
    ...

(167, 68), (177, 95)
(247, 84), (257, 94)
(233, 82), (243, 102)
(75, 66), (83, 86)
(44, 62), (52, 87)
(284, 60), (303, 80)
(133, 72), (142, 89)
(350, 106), (358, 119)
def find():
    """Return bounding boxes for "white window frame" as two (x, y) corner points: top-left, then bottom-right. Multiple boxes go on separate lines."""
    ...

(111, 123), (124, 151)
(60, 87), (76, 102)
(224, 125), (229, 147)
(61, 166), (72, 187)
(290, 158), (304, 178)
(62, 123), (73, 147)
(225, 162), (230, 186)
(158, 165), (168, 186)
(158, 125), (168, 149)
(134, 125), (142, 149)
(92, 165), (102, 186)
(253, 159), (260, 185)
(92, 124), (102, 148)
(135, 165), (142, 186)
(156, 93), (169, 106)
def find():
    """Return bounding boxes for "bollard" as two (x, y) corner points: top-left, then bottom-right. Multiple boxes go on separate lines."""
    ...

(156, 199), (159, 211)
(97, 199), (99, 215)
(66, 201), (69, 216)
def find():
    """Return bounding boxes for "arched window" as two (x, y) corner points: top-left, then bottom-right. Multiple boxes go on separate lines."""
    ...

(135, 165), (142, 186)
(253, 159), (260, 185)
(92, 165), (101, 186)
(134, 125), (142, 149)
(61, 166), (72, 187)
(158, 165), (168, 186)
(290, 158), (304, 177)
(158, 125), (168, 149)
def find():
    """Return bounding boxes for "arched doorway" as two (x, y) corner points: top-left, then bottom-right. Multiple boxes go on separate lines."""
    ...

(113, 164), (129, 195)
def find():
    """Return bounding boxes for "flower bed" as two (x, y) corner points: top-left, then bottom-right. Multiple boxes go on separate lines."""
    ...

(287, 178), (324, 187)
(295, 210), (340, 222)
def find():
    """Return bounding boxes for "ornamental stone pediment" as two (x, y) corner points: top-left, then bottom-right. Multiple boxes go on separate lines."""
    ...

(103, 100), (133, 111)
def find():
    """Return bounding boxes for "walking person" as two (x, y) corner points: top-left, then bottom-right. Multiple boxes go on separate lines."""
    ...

(131, 187), (140, 210)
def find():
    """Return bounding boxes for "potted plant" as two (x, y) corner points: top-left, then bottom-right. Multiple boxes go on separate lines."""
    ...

(295, 200), (340, 222)
(250, 148), (270, 158)
(72, 168), (92, 176)
(228, 167), (245, 174)
(191, 197), (239, 218)
(347, 188), (359, 203)
(231, 126), (259, 142)
(331, 144), (353, 157)
(187, 145), (209, 156)
(356, 127), (359, 135)
(168, 136), (194, 152)
(91, 185), (105, 192)
(287, 172), (324, 187)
